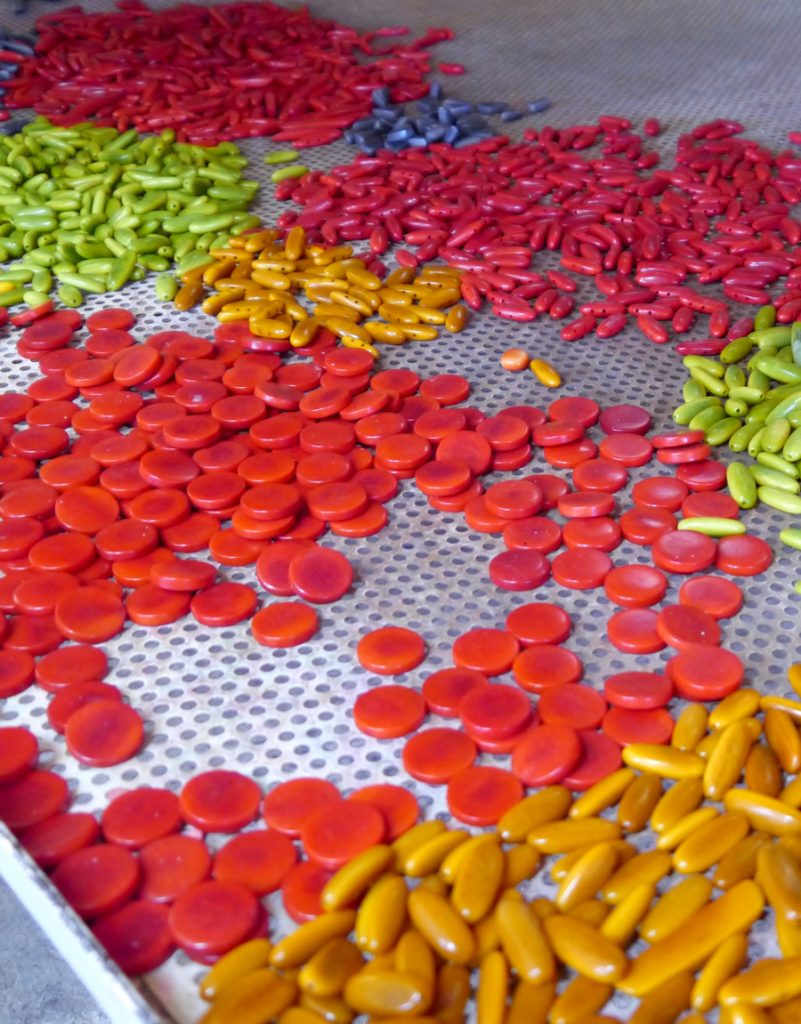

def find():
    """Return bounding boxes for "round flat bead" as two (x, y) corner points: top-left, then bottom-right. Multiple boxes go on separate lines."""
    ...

(512, 644), (583, 693)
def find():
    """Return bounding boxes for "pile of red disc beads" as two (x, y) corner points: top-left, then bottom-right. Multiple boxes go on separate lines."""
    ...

(3, 1), (449, 146)
(0, 295), (770, 802)
(0, 291), (773, 974)
(0, 721), (426, 972)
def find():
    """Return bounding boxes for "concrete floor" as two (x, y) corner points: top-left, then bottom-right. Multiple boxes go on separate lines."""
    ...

(0, 879), (109, 1024)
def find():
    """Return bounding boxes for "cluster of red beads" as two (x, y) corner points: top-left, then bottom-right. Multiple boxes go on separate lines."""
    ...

(5, 2), (450, 145)
(344, 399), (774, 826)
(0, 724), (421, 974)
(275, 118), (801, 350)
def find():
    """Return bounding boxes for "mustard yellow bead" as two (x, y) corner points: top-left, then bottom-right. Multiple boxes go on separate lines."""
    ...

(655, 807), (718, 851)
(249, 315), (292, 338)
(394, 929), (436, 988)
(439, 833), (499, 883)
(472, 911), (500, 962)
(497, 786), (572, 842)
(299, 992), (353, 1024)
(719, 956), (801, 1007)
(451, 837), (504, 923)
(568, 898), (609, 928)
(788, 662), (801, 699)
(200, 938), (272, 1001)
(403, 830), (469, 878)
(284, 225), (306, 261)
(724, 788), (801, 835)
(745, 743), (783, 797)
(329, 288), (373, 317)
(672, 811), (750, 874)
(708, 688), (761, 730)
(251, 267), (292, 290)
(406, 887), (475, 965)
(622, 744), (704, 779)
(780, 774), (801, 808)
(298, 938), (363, 997)
(555, 843), (619, 912)
(384, 266), (415, 286)
(400, 323), (439, 341)
(671, 703), (708, 751)
(640, 874), (712, 943)
(691, 931), (748, 1011)
(174, 278), (204, 311)
(600, 883), (655, 944)
(279, 1008), (328, 1024)
(628, 970), (694, 1024)
(617, 773), (663, 833)
(270, 911), (356, 970)
(703, 719), (754, 800)
(354, 874), (407, 954)
(502, 843), (541, 887)
(290, 316), (320, 348)
(345, 265), (382, 291)
(712, 832), (771, 891)
(202, 969), (297, 1024)
(756, 841), (801, 921)
(776, 913), (801, 957)
(444, 304), (469, 332)
(529, 357), (562, 388)
(495, 896), (555, 984)
(506, 980), (555, 1024)
(528, 817), (621, 854)
(542, 914), (628, 984)
(343, 970), (433, 1018)
(618, 881), (764, 997)
(548, 975), (612, 1024)
(765, 707), (801, 772)
(600, 850), (672, 904)
(364, 321), (407, 345)
(433, 964), (470, 1024)
(476, 950), (509, 1024)
(391, 821), (445, 867)
(761, 695), (801, 722)
(650, 777), (704, 834)
(569, 768), (635, 820)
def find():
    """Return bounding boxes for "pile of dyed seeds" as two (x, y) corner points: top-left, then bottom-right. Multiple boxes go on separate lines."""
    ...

(4, 2), (447, 146)
(0, 118), (258, 308)
(0, 258), (788, 1018)
(0, 28), (34, 120)
(191, 683), (801, 1023)
(2, 0), (801, 1018)
(670, 306), (801, 544)
(274, 118), (801, 344)
(343, 83), (551, 154)
(169, 227), (468, 353)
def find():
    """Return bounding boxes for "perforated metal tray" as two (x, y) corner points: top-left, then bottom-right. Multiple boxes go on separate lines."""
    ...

(3, 0), (801, 1021)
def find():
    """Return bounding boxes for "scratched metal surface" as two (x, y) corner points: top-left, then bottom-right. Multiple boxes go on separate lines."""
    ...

(1, 0), (801, 1022)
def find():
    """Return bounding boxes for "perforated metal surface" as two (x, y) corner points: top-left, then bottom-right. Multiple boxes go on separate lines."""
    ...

(2, 0), (801, 1022)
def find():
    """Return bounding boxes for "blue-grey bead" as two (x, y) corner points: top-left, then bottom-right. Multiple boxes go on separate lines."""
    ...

(424, 125), (448, 143)
(386, 128), (413, 143)
(443, 99), (473, 116)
